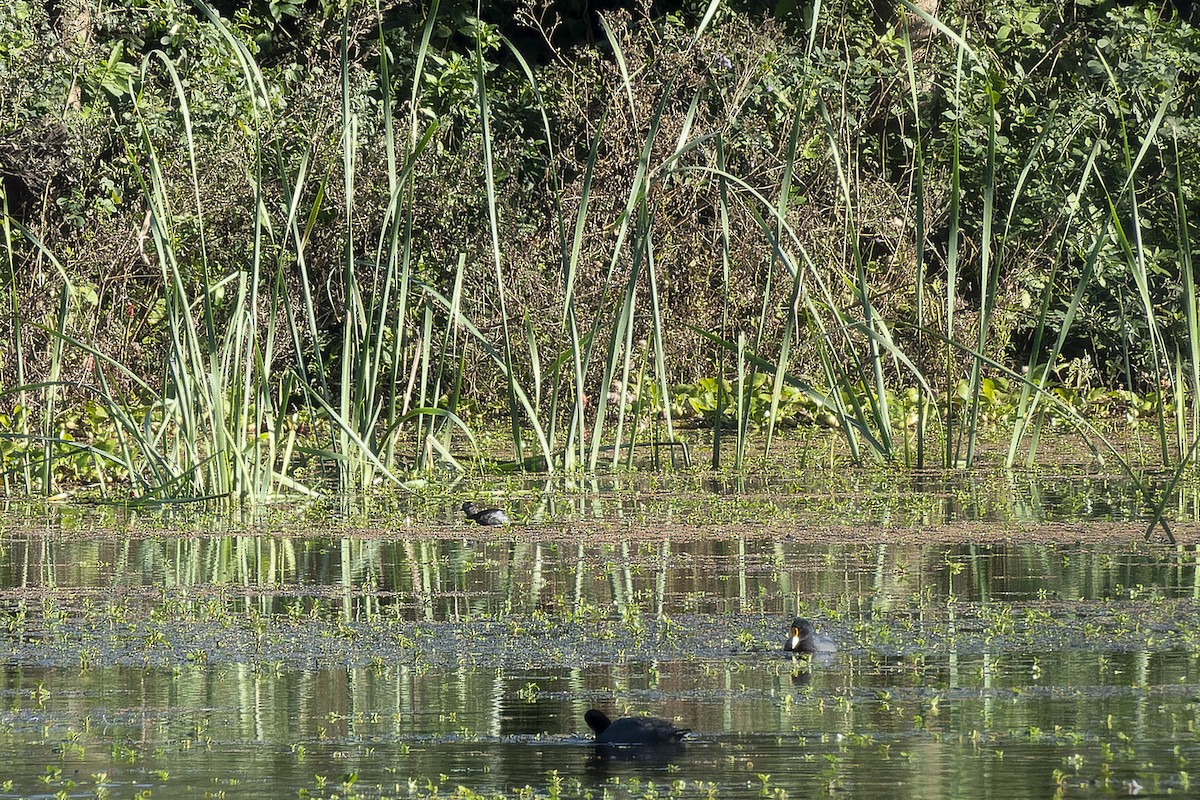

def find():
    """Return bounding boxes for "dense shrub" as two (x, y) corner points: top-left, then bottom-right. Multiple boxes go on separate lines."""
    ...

(1, 0), (1197, 480)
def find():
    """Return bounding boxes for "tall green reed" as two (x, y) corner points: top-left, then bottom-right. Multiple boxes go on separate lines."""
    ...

(897, 2), (1185, 538)
(7, 0), (1197, 519)
(474, 21), (553, 471)
(35, 1), (440, 502)
(900, 14), (928, 468)
(0, 187), (34, 492)
(1173, 131), (1198, 453)
(124, 49), (278, 501)
(2, 223), (75, 494)
(471, 9), (722, 473)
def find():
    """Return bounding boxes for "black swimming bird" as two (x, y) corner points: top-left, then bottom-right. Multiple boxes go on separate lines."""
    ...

(584, 709), (689, 746)
(784, 617), (838, 654)
(461, 501), (510, 526)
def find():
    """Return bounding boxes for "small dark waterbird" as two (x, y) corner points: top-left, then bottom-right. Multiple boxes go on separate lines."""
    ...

(461, 501), (510, 526)
(784, 617), (838, 654)
(585, 709), (689, 746)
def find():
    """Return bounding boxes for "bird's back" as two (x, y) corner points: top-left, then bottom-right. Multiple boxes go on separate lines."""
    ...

(600, 716), (689, 745)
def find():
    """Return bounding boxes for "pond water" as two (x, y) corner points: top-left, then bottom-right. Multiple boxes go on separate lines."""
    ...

(1, 467), (1199, 799)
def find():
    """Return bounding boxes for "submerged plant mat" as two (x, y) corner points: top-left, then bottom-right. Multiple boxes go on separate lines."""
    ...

(0, 591), (1196, 670)
(278, 520), (1190, 545)
(1, 518), (1192, 544)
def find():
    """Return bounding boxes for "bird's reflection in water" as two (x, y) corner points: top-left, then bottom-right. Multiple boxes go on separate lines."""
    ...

(585, 740), (687, 778)
(791, 664), (814, 687)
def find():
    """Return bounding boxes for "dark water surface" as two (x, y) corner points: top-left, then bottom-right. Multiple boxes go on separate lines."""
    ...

(2, 470), (1200, 799)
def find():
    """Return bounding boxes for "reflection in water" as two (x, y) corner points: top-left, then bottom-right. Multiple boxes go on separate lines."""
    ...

(1, 649), (1198, 798)
(2, 461), (1198, 539)
(0, 466), (1199, 797)
(1, 531), (1196, 620)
